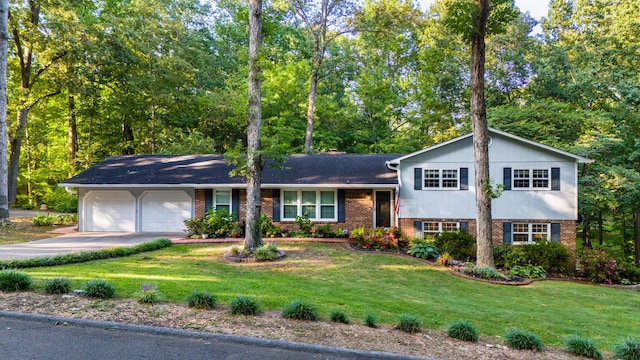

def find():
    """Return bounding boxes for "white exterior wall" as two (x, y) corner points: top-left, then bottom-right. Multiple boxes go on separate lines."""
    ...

(398, 134), (579, 221)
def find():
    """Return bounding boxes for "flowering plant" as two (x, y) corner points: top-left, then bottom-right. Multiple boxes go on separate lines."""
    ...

(579, 249), (621, 284)
(134, 283), (162, 304)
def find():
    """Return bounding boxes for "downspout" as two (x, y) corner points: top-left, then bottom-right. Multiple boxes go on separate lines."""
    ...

(385, 161), (400, 227)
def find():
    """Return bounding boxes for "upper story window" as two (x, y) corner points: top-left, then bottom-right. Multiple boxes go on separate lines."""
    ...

(282, 190), (336, 221)
(512, 169), (549, 189)
(423, 169), (458, 189)
(213, 190), (231, 213)
(512, 223), (549, 244)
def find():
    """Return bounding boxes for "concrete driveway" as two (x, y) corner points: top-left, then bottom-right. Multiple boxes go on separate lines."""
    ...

(0, 232), (184, 260)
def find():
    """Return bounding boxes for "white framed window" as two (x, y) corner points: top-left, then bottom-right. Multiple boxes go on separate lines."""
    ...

(513, 169), (549, 189)
(212, 190), (231, 213)
(512, 223), (549, 244)
(422, 221), (459, 239)
(282, 190), (336, 221)
(423, 169), (458, 189)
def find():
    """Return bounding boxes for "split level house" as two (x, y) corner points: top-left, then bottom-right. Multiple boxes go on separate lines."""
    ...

(60, 128), (592, 256)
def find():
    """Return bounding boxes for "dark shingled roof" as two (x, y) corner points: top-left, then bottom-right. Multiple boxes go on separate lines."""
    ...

(60, 154), (400, 186)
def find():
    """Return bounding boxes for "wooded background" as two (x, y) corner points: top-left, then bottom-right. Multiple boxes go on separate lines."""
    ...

(6, 0), (640, 259)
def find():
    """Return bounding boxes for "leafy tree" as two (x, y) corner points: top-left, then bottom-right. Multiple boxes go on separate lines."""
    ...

(0, 0), (8, 223)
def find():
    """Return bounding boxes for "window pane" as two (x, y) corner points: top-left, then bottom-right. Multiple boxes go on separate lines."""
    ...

(532, 169), (549, 188)
(216, 205), (230, 213)
(302, 191), (316, 205)
(320, 205), (334, 219)
(442, 169), (458, 188)
(442, 222), (458, 232)
(424, 170), (440, 188)
(320, 191), (334, 205)
(423, 222), (439, 232)
(283, 191), (297, 205)
(513, 223), (529, 233)
(513, 169), (530, 188)
(513, 234), (529, 242)
(302, 205), (316, 218)
(284, 205), (297, 218)
(215, 190), (230, 204)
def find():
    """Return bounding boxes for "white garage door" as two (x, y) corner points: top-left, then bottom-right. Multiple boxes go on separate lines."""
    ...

(84, 191), (136, 232)
(140, 191), (192, 232)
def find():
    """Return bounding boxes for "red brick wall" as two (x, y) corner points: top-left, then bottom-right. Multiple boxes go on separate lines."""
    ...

(194, 189), (206, 218)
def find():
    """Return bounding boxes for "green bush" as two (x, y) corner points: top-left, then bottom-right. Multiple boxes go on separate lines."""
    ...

(294, 214), (313, 234)
(281, 299), (318, 321)
(505, 329), (543, 351)
(503, 240), (571, 275)
(433, 231), (476, 261)
(314, 224), (333, 238)
(32, 215), (55, 226)
(364, 313), (378, 328)
(564, 336), (602, 359)
(260, 213), (283, 238)
(32, 214), (77, 227)
(134, 283), (162, 304)
(447, 321), (478, 343)
(580, 249), (621, 284)
(509, 264), (546, 279)
(186, 290), (216, 309)
(395, 314), (421, 333)
(229, 296), (261, 316)
(0, 270), (32, 291)
(329, 310), (349, 324)
(614, 338), (640, 360)
(462, 264), (507, 280)
(0, 238), (172, 269)
(408, 243), (439, 260)
(84, 279), (116, 299)
(254, 243), (280, 261)
(43, 187), (78, 213)
(44, 277), (71, 294)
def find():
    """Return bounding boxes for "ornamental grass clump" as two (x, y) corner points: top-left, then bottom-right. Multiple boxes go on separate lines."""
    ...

(614, 338), (640, 360)
(364, 313), (378, 328)
(186, 290), (216, 309)
(229, 296), (261, 316)
(281, 299), (318, 321)
(447, 321), (478, 343)
(505, 329), (543, 351)
(0, 270), (31, 291)
(395, 314), (421, 333)
(134, 283), (162, 304)
(564, 336), (602, 359)
(44, 277), (71, 294)
(329, 310), (349, 324)
(84, 279), (116, 299)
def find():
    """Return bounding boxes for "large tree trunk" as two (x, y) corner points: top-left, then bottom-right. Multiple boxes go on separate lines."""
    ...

(68, 94), (78, 171)
(8, 107), (29, 204)
(304, 69), (318, 153)
(634, 211), (640, 265)
(471, 0), (494, 268)
(245, 0), (263, 250)
(0, 0), (9, 223)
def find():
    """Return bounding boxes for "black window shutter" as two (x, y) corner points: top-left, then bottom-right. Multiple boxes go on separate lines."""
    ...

(460, 168), (469, 190)
(414, 168), (422, 190)
(460, 221), (469, 233)
(204, 189), (213, 214)
(503, 167), (512, 190)
(503, 222), (512, 244)
(232, 189), (240, 221)
(414, 220), (423, 238)
(338, 189), (346, 223)
(272, 189), (281, 221)
(551, 168), (560, 190)
(551, 222), (560, 243)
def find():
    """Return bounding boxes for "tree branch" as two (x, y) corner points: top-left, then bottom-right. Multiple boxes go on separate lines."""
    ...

(27, 90), (62, 110)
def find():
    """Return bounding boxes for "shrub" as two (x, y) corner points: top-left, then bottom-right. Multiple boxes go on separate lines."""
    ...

(186, 290), (216, 309)
(504, 240), (571, 275)
(294, 214), (313, 234)
(314, 224), (333, 238)
(395, 314), (421, 333)
(204, 208), (242, 237)
(564, 336), (602, 359)
(254, 243), (280, 261)
(350, 227), (365, 240)
(433, 231), (476, 261)
(260, 213), (283, 238)
(462, 264), (507, 280)
(281, 299), (318, 321)
(32, 215), (55, 226)
(580, 249), (621, 284)
(134, 283), (162, 304)
(408, 243), (439, 260)
(84, 279), (116, 299)
(505, 329), (543, 351)
(447, 321), (478, 343)
(364, 313), (378, 328)
(44, 277), (71, 294)
(509, 264), (546, 279)
(43, 187), (78, 213)
(0, 270), (32, 291)
(229, 296), (261, 316)
(184, 217), (207, 237)
(614, 338), (640, 360)
(329, 310), (349, 324)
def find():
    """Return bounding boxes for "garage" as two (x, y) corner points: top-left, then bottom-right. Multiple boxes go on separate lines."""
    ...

(140, 190), (192, 232)
(84, 191), (136, 232)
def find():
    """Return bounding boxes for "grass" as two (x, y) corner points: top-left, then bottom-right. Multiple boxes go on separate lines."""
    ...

(21, 242), (640, 348)
(0, 217), (59, 245)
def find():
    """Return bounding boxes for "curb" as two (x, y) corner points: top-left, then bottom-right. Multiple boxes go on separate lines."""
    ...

(0, 311), (434, 360)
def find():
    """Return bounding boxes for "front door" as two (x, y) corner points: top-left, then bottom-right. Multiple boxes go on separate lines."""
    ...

(375, 191), (391, 228)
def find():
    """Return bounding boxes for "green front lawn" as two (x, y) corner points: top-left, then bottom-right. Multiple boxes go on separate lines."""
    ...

(24, 242), (639, 348)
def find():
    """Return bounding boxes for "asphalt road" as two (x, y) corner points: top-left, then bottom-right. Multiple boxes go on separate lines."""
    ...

(0, 312), (431, 360)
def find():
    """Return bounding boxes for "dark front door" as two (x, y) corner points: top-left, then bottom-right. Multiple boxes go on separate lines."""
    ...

(375, 191), (391, 228)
